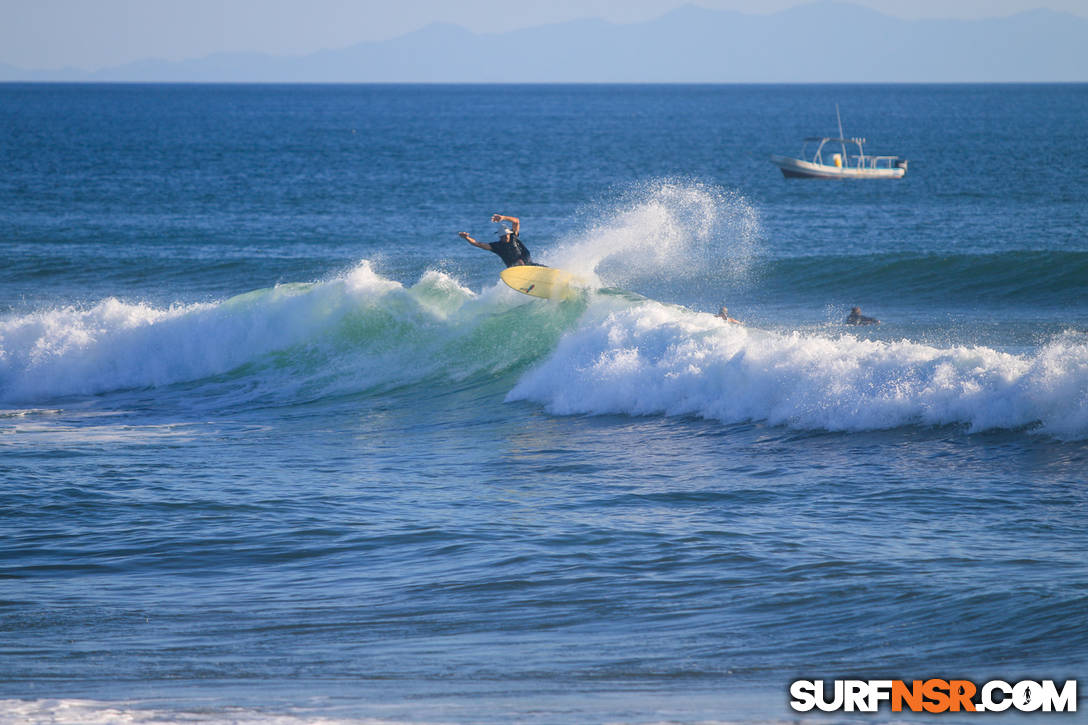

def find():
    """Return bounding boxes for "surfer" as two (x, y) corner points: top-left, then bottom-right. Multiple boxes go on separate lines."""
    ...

(716, 306), (742, 324)
(458, 214), (535, 267)
(845, 306), (880, 325)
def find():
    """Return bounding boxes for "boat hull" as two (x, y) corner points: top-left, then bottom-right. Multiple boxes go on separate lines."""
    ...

(771, 155), (906, 180)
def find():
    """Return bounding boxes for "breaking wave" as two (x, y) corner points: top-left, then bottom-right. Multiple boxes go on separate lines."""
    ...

(506, 299), (1088, 440)
(2, 261), (1085, 439)
(2, 181), (1084, 438)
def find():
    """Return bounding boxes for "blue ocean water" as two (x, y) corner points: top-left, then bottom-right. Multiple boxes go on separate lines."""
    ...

(1, 83), (1086, 724)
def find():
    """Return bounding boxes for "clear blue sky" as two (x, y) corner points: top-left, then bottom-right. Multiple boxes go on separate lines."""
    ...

(3, 0), (1084, 71)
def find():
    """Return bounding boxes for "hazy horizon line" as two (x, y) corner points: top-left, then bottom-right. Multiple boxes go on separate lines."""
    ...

(3, 1), (1085, 76)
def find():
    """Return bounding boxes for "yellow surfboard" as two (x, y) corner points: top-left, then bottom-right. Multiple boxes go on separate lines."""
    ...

(500, 266), (583, 301)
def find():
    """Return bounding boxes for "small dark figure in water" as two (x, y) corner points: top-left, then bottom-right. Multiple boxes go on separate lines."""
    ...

(845, 306), (880, 325)
(716, 306), (742, 324)
(458, 213), (535, 268)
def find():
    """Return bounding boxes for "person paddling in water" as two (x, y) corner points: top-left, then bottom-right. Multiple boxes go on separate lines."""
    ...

(459, 213), (536, 267)
(845, 306), (880, 325)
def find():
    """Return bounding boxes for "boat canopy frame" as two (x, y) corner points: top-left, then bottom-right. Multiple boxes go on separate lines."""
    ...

(800, 136), (903, 171)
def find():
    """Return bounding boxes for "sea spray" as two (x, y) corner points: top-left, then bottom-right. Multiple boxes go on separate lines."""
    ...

(548, 179), (761, 292)
(506, 299), (1088, 439)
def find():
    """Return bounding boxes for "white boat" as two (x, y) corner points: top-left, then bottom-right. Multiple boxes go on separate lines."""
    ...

(771, 107), (907, 180)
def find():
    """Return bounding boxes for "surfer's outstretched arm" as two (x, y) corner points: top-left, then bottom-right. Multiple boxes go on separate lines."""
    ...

(459, 231), (491, 251)
(491, 213), (519, 235)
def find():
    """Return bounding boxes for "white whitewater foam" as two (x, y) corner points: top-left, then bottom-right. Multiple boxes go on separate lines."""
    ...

(0, 698), (427, 725)
(0, 262), (476, 402)
(506, 298), (1088, 439)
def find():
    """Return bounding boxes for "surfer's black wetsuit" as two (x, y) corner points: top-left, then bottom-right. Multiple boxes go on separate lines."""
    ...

(489, 235), (535, 267)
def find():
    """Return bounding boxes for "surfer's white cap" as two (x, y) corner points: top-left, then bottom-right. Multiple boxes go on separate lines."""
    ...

(496, 226), (512, 236)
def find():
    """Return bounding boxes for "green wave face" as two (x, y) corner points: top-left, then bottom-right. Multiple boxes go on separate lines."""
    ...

(0, 262), (591, 406)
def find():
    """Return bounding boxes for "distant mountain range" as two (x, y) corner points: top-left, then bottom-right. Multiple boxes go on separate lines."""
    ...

(3, 2), (1086, 82)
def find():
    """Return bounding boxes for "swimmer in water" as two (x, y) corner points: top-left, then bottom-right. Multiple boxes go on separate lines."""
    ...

(845, 306), (880, 325)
